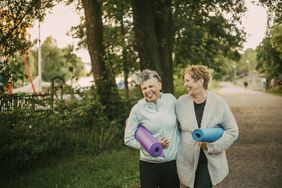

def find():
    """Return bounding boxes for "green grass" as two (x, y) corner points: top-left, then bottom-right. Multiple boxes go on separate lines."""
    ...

(0, 147), (140, 188)
(266, 87), (282, 96)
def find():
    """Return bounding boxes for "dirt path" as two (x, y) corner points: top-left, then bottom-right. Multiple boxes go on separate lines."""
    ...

(214, 82), (282, 188)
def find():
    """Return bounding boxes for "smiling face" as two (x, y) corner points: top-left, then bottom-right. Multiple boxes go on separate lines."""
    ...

(140, 78), (162, 103)
(184, 73), (204, 96)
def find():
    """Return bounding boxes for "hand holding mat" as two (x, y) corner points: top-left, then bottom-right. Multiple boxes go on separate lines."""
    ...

(135, 124), (165, 158)
(192, 128), (224, 142)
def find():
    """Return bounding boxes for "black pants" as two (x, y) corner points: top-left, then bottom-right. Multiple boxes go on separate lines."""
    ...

(194, 150), (212, 188)
(139, 160), (180, 188)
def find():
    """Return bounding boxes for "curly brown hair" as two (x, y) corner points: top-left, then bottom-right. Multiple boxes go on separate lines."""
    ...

(184, 65), (210, 90)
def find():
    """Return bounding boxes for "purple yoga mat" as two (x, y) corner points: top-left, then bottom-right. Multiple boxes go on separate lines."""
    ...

(135, 124), (164, 158)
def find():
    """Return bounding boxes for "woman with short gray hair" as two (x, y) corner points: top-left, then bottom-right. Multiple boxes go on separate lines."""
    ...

(124, 69), (180, 188)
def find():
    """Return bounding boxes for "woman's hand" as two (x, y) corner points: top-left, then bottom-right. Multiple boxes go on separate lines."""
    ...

(160, 137), (170, 149)
(199, 142), (208, 150)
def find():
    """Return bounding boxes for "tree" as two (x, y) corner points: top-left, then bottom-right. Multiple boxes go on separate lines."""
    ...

(103, 0), (137, 96)
(256, 0), (282, 87)
(173, 0), (245, 73)
(70, 0), (138, 96)
(31, 36), (84, 82)
(0, 0), (55, 87)
(259, 0), (282, 23)
(69, 0), (247, 94)
(270, 24), (282, 54)
(235, 49), (257, 77)
(131, 0), (246, 92)
(81, 0), (121, 118)
(131, 0), (174, 93)
(256, 36), (282, 87)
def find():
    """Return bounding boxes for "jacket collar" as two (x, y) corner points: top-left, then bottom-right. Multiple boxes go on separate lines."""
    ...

(139, 92), (164, 108)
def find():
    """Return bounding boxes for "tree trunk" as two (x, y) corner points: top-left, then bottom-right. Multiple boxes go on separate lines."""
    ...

(154, 0), (174, 93)
(131, 0), (174, 93)
(120, 15), (129, 97)
(82, 0), (120, 118)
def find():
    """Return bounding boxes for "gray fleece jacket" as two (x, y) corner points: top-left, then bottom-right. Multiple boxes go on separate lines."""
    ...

(176, 92), (238, 188)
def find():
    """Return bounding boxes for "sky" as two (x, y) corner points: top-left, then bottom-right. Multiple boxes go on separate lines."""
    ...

(242, 1), (267, 50)
(29, 1), (268, 63)
(29, 4), (90, 62)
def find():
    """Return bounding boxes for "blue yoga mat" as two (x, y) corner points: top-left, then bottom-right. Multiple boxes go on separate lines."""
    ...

(192, 128), (224, 142)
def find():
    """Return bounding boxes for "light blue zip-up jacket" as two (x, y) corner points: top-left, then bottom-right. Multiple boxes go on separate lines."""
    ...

(124, 93), (179, 163)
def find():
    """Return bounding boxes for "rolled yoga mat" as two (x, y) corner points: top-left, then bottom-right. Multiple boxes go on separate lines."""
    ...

(192, 128), (224, 142)
(135, 124), (164, 158)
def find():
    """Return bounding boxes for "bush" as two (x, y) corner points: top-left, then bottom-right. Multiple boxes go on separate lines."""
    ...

(0, 119), (75, 173)
(0, 88), (124, 177)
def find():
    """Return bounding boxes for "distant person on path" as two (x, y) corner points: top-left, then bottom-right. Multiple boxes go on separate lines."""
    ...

(176, 65), (239, 188)
(124, 69), (180, 188)
(244, 81), (248, 89)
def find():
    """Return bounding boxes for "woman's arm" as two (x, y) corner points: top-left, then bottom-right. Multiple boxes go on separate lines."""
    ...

(207, 100), (239, 154)
(124, 108), (142, 149)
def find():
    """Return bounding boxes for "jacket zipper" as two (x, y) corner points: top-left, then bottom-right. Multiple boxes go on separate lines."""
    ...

(155, 103), (158, 112)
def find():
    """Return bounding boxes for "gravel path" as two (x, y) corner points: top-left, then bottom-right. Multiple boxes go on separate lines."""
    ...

(214, 82), (282, 188)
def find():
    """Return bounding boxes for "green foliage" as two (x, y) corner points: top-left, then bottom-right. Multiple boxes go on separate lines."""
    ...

(266, 87), (282, 96)
(209, 56), (235, 81)
(0, 54), (28, 88)
(259, 0), (282, 23)
(33, 36), (85, 82)
(256, 1), (282, 87)
(0, 95), (138, 186)
(256, 35), (282, 86)
(270, 24), (282, 54)
(0, 148), (140, 188)
(235, 49), (258, 77)
(69, 0), (138, 76)
(173, 0), (246, 73)
(173, 65), (186, 98)
(0, 0), (56, 86)
(103, 0), (138, 74)
(0, 117), (75, 172)
(0, 88), (125, 177)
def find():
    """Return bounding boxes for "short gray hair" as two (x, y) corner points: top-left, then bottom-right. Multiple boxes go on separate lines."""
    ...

(135, 69), (161, 85)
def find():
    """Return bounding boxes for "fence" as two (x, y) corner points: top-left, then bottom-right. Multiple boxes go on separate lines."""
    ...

(0, 93), (51, 113)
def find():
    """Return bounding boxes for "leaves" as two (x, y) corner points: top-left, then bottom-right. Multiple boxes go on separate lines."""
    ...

(256, 1), (282, 85)
(173, 0), (246, 72)
(0, 0), (57, 87)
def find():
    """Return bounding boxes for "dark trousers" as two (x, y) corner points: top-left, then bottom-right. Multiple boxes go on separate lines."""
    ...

(139, 160), (180, 188)
(194, 150), (212, 188)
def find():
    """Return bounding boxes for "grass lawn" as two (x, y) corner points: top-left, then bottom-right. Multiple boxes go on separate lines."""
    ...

(0, 147), (140, 188)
